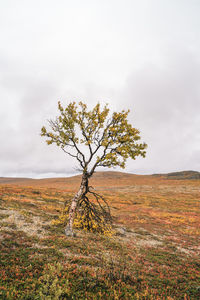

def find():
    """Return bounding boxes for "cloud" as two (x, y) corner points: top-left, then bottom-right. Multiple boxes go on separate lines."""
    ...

(1, 50), (200, 177)
(0, 1), (200, 177)
(120, 51), (200, 173)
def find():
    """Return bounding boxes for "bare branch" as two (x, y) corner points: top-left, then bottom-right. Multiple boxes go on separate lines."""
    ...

(71, 138), (86, 167)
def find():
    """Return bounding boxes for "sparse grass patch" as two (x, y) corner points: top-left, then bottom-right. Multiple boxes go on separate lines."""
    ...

(0, 213), (9, 220)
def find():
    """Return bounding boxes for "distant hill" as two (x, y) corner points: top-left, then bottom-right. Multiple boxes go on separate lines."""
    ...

(0, 170), (199, 189)
(0, 171), (148, 189)
(153, 170), (200, 180)
(0, 177), (34, 184)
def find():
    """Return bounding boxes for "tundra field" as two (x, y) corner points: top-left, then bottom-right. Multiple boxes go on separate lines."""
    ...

(0, 171), (199, 299)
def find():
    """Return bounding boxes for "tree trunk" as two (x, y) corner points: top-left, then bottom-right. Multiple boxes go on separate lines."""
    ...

(65, 172), (89, 236)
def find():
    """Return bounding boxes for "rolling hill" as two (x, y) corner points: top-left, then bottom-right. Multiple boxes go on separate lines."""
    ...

(0, 170), (199, 189)
(0, 170), (200, 298)
(153, 170), (200, 180)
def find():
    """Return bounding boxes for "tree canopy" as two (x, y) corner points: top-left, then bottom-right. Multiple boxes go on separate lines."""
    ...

(41, 101), (147, 176)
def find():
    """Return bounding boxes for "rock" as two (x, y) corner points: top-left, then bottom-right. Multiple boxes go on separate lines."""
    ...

(65, 227), (76, 237)
(116, 227), (126, 236)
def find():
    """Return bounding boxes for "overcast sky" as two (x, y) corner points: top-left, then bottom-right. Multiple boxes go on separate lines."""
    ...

(1, 0), (200, 178)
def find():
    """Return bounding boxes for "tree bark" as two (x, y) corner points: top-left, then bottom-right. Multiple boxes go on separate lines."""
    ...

(65, 172), (89, 236)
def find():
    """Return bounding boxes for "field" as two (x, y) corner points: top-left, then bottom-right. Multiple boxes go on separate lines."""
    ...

(0, 171), (200, 299)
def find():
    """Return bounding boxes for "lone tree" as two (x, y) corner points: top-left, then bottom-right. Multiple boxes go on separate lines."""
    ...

(41, 101), (147, 236)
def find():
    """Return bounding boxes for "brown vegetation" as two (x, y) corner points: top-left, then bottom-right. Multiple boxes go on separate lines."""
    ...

(0, 171), (200, 299)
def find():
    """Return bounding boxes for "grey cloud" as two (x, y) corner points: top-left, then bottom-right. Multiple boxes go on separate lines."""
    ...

(119, 52), (200, 174)
(1, 1), (200, 177)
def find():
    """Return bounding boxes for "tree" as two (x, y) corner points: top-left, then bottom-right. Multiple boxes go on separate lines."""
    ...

(41, 101), (147, 236)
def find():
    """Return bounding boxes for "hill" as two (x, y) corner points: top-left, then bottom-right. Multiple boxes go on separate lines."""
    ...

(0, 171), (200, 298)
(0, 171), (157, 190)
(0, 177), (34, 184)
(153, 170), (200, 180)
(1, 170), (199, 189)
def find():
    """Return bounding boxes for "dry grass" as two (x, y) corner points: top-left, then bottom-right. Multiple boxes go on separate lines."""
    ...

(0, 171), (200, 299)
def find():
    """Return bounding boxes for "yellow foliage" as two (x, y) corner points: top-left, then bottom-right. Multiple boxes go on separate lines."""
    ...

(41, 101), (147, 172)
(52, 207), (114, 237)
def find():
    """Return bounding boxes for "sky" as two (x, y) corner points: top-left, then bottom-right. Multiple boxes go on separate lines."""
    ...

(0, 0), (200, 178)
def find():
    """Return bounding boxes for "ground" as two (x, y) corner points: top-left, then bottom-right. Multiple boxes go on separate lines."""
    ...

(0, 172), (200, 299)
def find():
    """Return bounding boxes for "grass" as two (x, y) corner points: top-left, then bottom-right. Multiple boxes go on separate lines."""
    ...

(0, 175), (200, 299)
